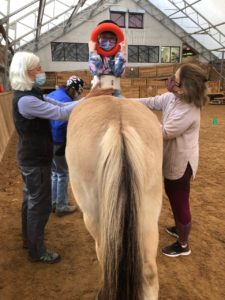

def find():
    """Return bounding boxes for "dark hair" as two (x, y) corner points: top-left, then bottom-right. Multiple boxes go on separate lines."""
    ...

(98, 19), (118, 26)
(179, 63), (208, 108)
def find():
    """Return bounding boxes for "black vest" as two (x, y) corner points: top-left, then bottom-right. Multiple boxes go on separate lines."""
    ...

(12, 87), (53, 166)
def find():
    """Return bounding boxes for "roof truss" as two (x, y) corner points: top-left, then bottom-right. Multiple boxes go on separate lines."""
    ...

(134, 0), (218, 62)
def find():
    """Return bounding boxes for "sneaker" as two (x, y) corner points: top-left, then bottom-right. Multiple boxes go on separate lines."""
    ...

(162, 241), (191, 257)
(55, 205), (77, 217)
(29, 251), (61, 264)
(166, 226), (179, 238)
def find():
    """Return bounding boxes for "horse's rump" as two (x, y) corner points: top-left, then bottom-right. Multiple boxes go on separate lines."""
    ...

(66, 96), (163, 300)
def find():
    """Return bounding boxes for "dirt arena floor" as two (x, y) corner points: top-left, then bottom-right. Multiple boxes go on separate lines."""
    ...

(0, 104), (225, 300)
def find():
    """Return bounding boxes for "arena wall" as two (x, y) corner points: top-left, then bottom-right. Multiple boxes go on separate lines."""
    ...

(0, 92), (14, 162)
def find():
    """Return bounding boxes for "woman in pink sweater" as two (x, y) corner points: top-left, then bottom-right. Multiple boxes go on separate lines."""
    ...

(131, 64), (208, 257)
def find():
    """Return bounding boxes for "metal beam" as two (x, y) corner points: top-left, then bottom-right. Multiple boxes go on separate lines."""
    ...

(0, 25), (14, 54)
(3, 0), (10, 91)
(64, 0), (87, 33)
(21, 0), (121, 52)
(9, 3), (76, 48)
(187, 22), (225, 36)
(167, 0), (201, 18)
(134, 0), (217, 62)
(167, 0), (225, 48)
(0, 0), (39, 26)
(220, 51), (225, 90)
(35, 0), (47, 49)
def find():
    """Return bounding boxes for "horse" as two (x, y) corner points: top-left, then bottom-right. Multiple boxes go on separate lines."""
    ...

(66, 95), (163, 300)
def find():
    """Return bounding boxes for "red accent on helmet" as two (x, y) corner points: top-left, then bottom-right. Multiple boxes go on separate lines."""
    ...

(90, 23), (124, 57)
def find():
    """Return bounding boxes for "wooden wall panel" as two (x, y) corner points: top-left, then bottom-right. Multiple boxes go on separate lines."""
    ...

(132, 78), (147, 87)
(56, 71), (92, 88)
(121, 78), (132, 88)
(124, 67), (139, 78)
(207, 81), (220, 93)
(139, 67), (157, 78)
(156, 65), (174, 78)
(121, 87), (140, 98)
(0, 92), (14, 162)
(42, 72), (56, 89)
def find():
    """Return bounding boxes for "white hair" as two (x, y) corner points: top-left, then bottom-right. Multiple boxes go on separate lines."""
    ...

(9, 51), (40, 91)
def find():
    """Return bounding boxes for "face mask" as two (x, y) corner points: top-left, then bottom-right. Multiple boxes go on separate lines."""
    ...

(99, 39), (116, 51)
(167, 75), (180, 93)
(35, 73), (46, 85)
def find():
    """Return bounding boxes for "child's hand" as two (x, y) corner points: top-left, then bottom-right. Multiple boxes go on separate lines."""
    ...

(119, 40), (127, 56)
(89, 40), (97, 52)
(119, 40), (126, 55)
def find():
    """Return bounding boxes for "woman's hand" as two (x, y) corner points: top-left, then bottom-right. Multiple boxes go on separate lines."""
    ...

(85, 81), (113, 99)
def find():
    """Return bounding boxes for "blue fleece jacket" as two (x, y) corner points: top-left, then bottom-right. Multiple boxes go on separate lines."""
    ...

(48, 87), (72, 144)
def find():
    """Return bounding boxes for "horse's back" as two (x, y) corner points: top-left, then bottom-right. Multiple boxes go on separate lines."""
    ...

(67, 95), (161, 165)
(66, 95), (162, 211)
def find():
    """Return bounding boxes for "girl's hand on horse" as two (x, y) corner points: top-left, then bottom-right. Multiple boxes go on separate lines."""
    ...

(85, 81), (113, 99)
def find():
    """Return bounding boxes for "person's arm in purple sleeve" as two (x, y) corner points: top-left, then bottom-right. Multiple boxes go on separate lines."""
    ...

(44, 95), (84, 106)
(128, 93), (170, 111)
(18, 95), (83, 121)
(19, 84), (114, 120)
(43, 96), (70, 106)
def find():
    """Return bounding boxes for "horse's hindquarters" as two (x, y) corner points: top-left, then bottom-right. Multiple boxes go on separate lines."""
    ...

(66, 96), (163, 300)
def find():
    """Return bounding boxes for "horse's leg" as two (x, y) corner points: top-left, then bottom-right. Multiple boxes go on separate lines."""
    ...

(142, 191), (162, 300)
(82, 214), (104, 267)
(143, 226), (159, 300)
(83, 213), (104, 298)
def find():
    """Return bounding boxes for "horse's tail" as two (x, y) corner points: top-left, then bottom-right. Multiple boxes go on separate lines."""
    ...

(97, 122), (145, 300)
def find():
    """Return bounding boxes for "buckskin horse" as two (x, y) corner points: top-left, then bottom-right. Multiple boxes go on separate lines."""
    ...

(66, 95), (163, 300)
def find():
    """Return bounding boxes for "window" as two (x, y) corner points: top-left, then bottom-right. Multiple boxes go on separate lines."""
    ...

(128, 45), (159, 63)
(110, 11), (126, 28)
(183, 45), (197, 57)
(64, 43), (77, 61)
(51, 42), (64, 61)
(51, 42), (88, 62)
(128, 13), (144, 29)
(161, 46), (180, 63)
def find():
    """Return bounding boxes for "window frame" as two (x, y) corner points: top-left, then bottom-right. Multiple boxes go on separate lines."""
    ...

(51, 42), (89, 62)
(128, 13), (144, 29)
(161, 46), (180, 63)
(110, 11), (126, 28)
(128, 45), (159, 63)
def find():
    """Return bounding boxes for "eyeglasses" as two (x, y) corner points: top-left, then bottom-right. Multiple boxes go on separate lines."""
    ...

(99, 37), (117, 43)
(171, 75), (181, 87)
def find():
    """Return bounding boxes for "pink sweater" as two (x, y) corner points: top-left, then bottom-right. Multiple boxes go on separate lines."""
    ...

(138, 92), (201, 180)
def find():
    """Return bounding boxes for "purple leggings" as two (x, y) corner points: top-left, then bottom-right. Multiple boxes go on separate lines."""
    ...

(164, 163), (193, 244)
